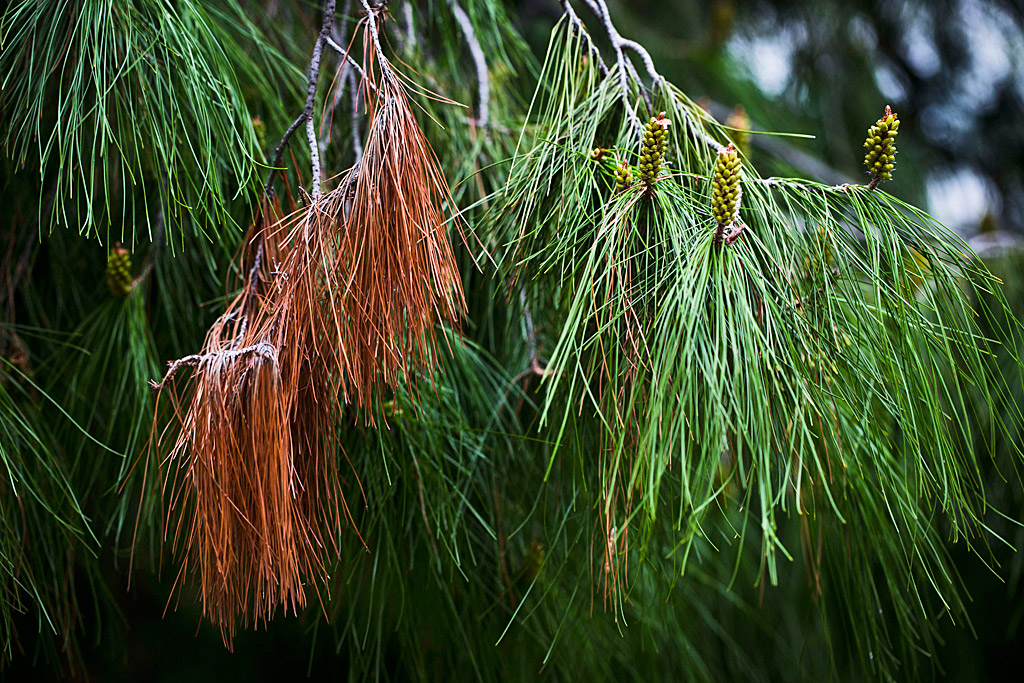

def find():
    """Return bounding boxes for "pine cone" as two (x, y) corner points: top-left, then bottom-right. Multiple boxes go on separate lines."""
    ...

(638, 112), (670, 187)
(106, 243), (133, 297)
(712, 143), (743, 226)
(615, 161), (633, 192)
(863, 105), (899, 182)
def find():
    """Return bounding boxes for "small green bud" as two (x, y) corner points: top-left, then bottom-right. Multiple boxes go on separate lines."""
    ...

(726, 105), (751, 157)
(252, 115), (266, 154)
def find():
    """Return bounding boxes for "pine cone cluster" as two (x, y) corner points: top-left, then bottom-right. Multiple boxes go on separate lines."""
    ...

(638, 112), (670, 186)
(711, 143), (742, 226)
(863, 105), (899, 182)
(106, 243), (133, 297)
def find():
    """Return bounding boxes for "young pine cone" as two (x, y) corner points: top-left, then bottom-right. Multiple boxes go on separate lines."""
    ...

(106, 243), (133, 297)
(863, 105), (899, 182)
(711, 143), (743, 226)
(638, 112), (670, 187)
(615, 161), (633, 192)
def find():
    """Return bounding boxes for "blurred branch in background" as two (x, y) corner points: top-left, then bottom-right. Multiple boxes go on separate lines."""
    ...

(525, 0), (1024, 236)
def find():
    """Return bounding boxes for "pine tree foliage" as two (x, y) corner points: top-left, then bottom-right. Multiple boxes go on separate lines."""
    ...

(1, 0), (1023, 680)
(0, 0), (301, 246)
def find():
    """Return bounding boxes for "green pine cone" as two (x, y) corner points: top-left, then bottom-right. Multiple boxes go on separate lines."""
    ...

(106, 244), (133, 297)
(638, 112), (671, 186)
(615, 161), (633, 192)
(712, 143), (743, 225)
(863, 105), (900, 182)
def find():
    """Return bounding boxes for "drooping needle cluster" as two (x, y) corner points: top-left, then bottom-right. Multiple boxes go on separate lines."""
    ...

(149, 12), (465, 645)
(341, 72), (466, 414)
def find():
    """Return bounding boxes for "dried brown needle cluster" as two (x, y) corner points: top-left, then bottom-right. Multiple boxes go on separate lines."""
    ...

(341, 62), (466, 414)
(151, 198), (351, 645)
(148, 30), (466, 640)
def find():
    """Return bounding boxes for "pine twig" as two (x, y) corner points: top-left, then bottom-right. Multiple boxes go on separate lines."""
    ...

(131, 205), (162, 291)
(261, 0), (337, 202)
(585, 0), (656, 112)
(449, 0), (490, 130)
(325, 35), (379, 92)
(573, 0), (650, 135)
(706, 101), (854, 186)
(587, 1), (641, 136)
(518, 287), (553, 379)
(263, 113), (308, 199)
(149, 343), (279, 390)
(319, 22), (349, 165)
(559, 1), (728, 154)
(252, 0), (339, 295)
(558, 0), (609, 76)
(347, 69), (364, 162)
(359, 0), (390, 77)
(323, 34), (378, 163)
(321, 0), (367, 166)
(400, 2), (415, 49)
(305, 0), (337, 199)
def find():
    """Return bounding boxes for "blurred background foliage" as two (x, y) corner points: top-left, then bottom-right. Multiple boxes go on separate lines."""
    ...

(2, 0), (1023, 681)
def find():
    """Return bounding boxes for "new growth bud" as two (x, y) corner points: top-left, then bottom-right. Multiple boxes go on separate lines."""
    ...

(863, 105), (899, 183)
(711, 143), (743, 227)
(726, 105), (750, 157)
(252, 115), (267, 153)
(106, 243), (133, 297)
(639, 112), (670, 190)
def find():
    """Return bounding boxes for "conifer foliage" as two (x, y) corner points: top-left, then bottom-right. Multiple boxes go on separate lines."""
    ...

(1, 0), (1023, 680)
